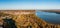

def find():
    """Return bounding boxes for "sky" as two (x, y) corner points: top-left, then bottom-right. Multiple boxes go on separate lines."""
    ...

(0, 0), (60, 10)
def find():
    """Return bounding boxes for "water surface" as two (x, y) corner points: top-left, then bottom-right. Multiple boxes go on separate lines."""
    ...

(36, 11), (60, 24)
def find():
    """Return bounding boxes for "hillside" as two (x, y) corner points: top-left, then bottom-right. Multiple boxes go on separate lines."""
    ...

(40, 10), (60, 14)
(0, 10), (60, 28)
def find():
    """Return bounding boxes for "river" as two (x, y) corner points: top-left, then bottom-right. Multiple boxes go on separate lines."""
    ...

(36, 11), (60, 24)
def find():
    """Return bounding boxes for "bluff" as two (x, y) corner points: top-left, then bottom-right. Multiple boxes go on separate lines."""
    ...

(0, 10), (60, 28)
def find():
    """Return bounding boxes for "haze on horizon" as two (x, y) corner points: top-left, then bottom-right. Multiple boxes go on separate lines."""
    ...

(0, 0), (60, 10)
